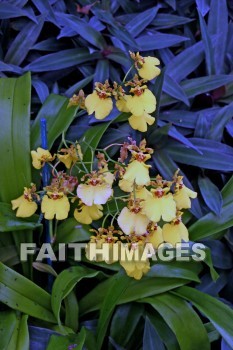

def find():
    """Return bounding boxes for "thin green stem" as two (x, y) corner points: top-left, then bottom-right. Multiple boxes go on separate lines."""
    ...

(123, 64), (135, 83)
(102, 213), (111, 228)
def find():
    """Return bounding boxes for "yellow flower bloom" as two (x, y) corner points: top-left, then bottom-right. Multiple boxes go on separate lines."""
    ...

(173, 185), (197, 209)
(57, 145), (82, 169)
(162, 221), (189, 246)
(119, 179), (134, 192)
(117, 207), (150, 235)
(85, 91), (113, 120)
(126, 89), (156, 117)
(31, 147), (54, 169)
(147, 225), (163, 248)
(142, 189), (176, 222)
(41, 192), (70, 220)
(128, 112), (155, 132)
(11, 187), (38, 218)
(138, 57), (161, 80)
(74, 203), (103, 224)
(77, 183), (112, 206)
(116, 96), (130, 113)
(99, 166), (115, 186)
(123, 153), (151, 187)
(120, 259), (150, 280)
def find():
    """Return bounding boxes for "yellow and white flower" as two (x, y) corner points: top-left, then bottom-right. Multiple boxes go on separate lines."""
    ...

(117, 206), (149, 235)
(138, 56), (161, 80)
(123, 152), (151, 187)
(41, 191), (70, 220)
(11, 186), (38, 218)
(162, 221), (189, 246)
(74, 203), (103, 224)
(142, 188), (176, 222)
(77, 173), (113, 206)
(128, 112), (155, 132)
(173, 185), (197, 209)
(85, 81), (113, 120)
(31, 147), (55, 169)
(120, 259), (150, 280)
(57, 144), (82, 169)
(126, 88), (156, 117)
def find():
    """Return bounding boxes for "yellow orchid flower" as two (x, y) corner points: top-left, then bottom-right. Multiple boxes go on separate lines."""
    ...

(31, 147), (55, 169)
(147, 225), (164, 248)
(41, 191), (70, 220)
(119, 179), (134, 192)
(162, 221), (189, 246)
(138, 57), (161, 80)
(117, 206), (150, 235)
(128, 112), (155, 132)
(129, 52), (160, 80)
(77, 173), (113, 206)
(142, 188), (176, 222)
(126, 88), (156, 117)
(116, 96), (130, 113)
(57, 144), (82, 169)
(98, 166), (115, 186)
(173, 185), (197, 209)
(123, 152), (151, 187)
(85, 81), (113, 120)
(74, 203), (103, 224)
(120, 259), (150, 280)
(11, 186), (38, 218)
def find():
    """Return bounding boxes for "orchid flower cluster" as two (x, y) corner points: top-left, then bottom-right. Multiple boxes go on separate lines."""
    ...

(69, 51), (161, 132)
(11, 137), (197, 280)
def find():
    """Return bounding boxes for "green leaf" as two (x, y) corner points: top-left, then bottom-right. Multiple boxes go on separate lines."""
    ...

(0, 72), (31, 202)
(189, 175), (233, 240)
(125, 6), (160, 37)
(4, 17), (44, 65)
(0, 202), (42, 232)
(146, 311), (179, 350)
(163, 74), (190, 106)
(13, 314), (29, 350)
(0, 72), (33, 277)
(56, 14), (107, 49)
(110, 303), (144, 348)
(166, 41), (204, 82)
(143, 293), (210, 350)
(31, 94), (78, 150)
(0, 245), (19, 266)
(207, 101), (233, 141)
(151, 67), (165, 121)
(151, 14), (193, 29)
(94, 59), (110, 83)
(136, 33), (189, 51)
(51, 266), (104, 329)
(55, 218), (91, 246)
(0, 310), (17, 349)
(208, 0), (228, 74)
(24, 49), (99, 72)
(0, 262), (55, 323)
(64, 290), (79, 332)
(65, 75), (94, 98)
(161, 75), (233, 105)
(165, 138), (233, 171)
(196, 0), (210, 16)
(198, 10), (215, 75)
(143, 316), (166, 350)
(198, 176), (223, 215)
(47, 327), (86, 350)
(173, 286), (233, 348)
(79, 261), (200, 316)
(0, 2), (36, 21)
(96, 271), (130, 350)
